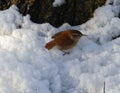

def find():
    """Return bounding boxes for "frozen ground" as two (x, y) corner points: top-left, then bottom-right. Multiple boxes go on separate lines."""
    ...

(0, 0), (120, 93)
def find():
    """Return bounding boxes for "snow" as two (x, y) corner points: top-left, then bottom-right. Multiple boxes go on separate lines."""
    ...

(0, 0), (120, 93)
(53, 0), (66, 7)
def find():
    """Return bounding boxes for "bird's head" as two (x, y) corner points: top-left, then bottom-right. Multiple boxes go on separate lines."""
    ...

(71, 30), (86, 40)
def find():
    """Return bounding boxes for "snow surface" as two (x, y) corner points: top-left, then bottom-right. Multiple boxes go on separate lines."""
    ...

(0, 0), (120, 93)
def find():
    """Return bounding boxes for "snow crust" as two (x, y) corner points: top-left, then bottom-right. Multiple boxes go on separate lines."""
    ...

(0, 0), (120, 93)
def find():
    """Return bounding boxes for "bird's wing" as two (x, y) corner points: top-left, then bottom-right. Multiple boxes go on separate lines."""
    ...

(55, 35), (74, 46)
(52, 31), (64, 38)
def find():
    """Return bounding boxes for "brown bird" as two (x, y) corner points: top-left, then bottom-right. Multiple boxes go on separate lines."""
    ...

(45, 29), (86, 55)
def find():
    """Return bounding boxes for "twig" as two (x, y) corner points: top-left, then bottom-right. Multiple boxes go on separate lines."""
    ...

(103, 81), (105, 93)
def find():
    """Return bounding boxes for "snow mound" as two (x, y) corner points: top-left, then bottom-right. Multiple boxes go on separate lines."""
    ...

(0, 5), (22, 35)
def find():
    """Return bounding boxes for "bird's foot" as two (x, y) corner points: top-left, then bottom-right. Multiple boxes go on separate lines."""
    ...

(63, 51), (70, 56)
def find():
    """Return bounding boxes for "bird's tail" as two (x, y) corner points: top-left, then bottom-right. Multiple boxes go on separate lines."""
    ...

(45, 40), (56, 50)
